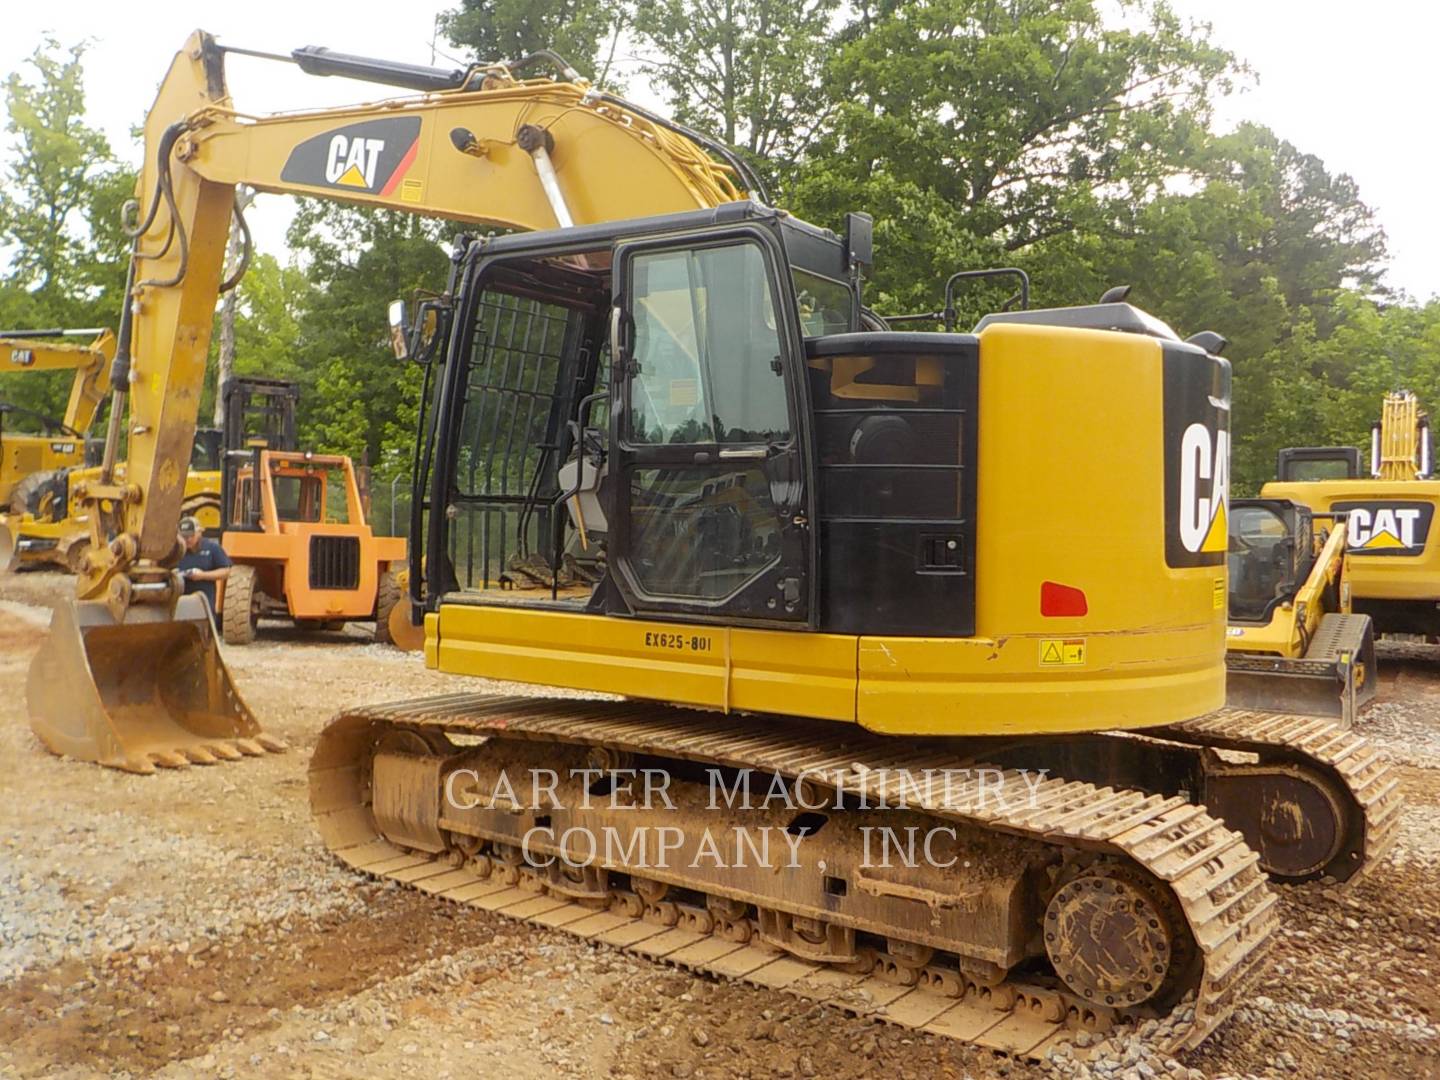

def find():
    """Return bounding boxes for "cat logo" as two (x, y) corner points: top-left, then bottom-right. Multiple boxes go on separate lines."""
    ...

(1333, 500), (1434, 557)
(1178, 422), (1229, 556)
(1163, 347), (1232, 568)
(280, 116), (422, 197)
(326, 135), (386, 188)
(13, 348), (35, 366)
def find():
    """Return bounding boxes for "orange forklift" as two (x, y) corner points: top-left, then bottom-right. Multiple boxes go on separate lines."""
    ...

(215, 378), (405, 644)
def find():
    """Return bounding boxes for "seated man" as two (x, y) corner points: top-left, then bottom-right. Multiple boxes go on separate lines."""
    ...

(177, 516), (231, 624)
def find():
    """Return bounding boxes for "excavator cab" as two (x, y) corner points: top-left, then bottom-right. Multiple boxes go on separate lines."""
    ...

(1275, 447), (1363, 482)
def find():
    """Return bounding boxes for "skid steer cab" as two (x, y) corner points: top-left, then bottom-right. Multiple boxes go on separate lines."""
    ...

(1226, 498), (1375, 725)
(217, 448), (405, 644)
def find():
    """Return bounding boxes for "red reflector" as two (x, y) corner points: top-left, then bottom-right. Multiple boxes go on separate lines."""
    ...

(1041, 581), (1088, 617)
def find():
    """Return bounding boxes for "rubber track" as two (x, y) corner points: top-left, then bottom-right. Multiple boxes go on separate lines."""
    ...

(311, 695), (1279, 1059)
(1158, 707), (1403, 881)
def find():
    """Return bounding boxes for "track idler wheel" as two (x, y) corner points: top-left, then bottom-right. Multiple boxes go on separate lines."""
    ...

(1203, 764), (1350, 882)
(1043, 862), (1182, 1009)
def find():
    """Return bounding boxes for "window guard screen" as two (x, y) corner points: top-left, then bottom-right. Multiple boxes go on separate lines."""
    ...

(448, 291), (583, 591)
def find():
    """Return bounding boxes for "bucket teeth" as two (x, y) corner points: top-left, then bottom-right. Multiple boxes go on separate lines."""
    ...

(255, 734), (289, 753)
(27, 595), (277, 776)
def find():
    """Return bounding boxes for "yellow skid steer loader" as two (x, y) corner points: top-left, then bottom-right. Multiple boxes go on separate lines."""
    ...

(1226, 498), (1375, 725)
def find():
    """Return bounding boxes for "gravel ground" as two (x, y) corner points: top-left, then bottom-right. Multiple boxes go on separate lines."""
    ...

(0, 569), (1437, 1079)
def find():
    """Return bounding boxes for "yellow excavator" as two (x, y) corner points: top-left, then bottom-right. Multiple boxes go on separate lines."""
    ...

(1225, 499), (1375, 724)
(0, 328), (113, 512)
(1265, 390), (1440, 640)
(27, 30), (1402, 1059)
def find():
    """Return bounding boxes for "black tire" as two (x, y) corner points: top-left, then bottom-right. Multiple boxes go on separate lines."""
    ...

(9, 468), (66, 519)
(181, 490), (222, 532)
(373, 569), (400, 644)
(222, 564), (259, 645)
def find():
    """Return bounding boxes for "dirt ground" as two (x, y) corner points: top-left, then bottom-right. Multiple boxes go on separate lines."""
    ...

(0, 569), (1437, 1080)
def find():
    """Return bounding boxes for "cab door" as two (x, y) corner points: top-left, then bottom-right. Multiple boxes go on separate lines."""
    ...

(610, 229), (812, 624)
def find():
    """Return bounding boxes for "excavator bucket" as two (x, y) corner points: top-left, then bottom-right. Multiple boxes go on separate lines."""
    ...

(27, 595), (286, 773)
(1226, 613), (1377, 728)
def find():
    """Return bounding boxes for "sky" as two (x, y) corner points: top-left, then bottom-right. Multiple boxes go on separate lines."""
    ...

(1168, 0), (1440, 301)
(2, 1), (1439, 299)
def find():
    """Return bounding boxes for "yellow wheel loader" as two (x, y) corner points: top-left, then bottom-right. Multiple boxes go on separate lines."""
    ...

(1265, 391), (1440, 640)
(1226, 499), (1376, 725)
(5, 431), (222, 573)
(26, 31), (1402, 1059)
(0, 329), (113, 563)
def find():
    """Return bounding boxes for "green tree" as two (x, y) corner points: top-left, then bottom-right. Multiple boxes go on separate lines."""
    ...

(1063, 123), (1391, 491)
(0, 39), (114, 294)
(634, 0), (840, 190)
(790, 0), (1239, 314)
(283, 201), (451, 466)
(441, 0), (629, 81)
(0, 38), (131, 423)
(200, 252), (310, 423)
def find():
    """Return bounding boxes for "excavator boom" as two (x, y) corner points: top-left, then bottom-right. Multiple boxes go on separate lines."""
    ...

(81, 31), (742, 597)
(0, 328), (114, 434)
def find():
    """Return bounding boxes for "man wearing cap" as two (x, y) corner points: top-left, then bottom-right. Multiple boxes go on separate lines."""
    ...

(177, 517), (232, 624)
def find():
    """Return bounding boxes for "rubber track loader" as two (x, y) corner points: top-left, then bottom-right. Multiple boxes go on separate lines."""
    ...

(1226, 499), (1376, 725)
(28, 31), (1402, 1060)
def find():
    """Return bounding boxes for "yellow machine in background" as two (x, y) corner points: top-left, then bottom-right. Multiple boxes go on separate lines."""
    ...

(0, 328), (112, 509)
(1226, 499), (1375, 724)
(5, 437), (221, 573)
(1266, 390), (1440, 638)
(23, 30), (1404, 1057)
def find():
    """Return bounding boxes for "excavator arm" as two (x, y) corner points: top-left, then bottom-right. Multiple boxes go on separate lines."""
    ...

(0, 329), (115, 437)
(0, 327), (113, 452)
(30, 29), (746, 772)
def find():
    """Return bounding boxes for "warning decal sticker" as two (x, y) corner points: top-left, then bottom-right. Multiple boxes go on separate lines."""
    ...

(1039, 639), (1087, 666)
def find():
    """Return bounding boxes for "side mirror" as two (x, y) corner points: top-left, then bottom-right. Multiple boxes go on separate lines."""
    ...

(388, 296), (449, 365)
(388, 299), (412, 360)
(845, 212), (873, 271)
